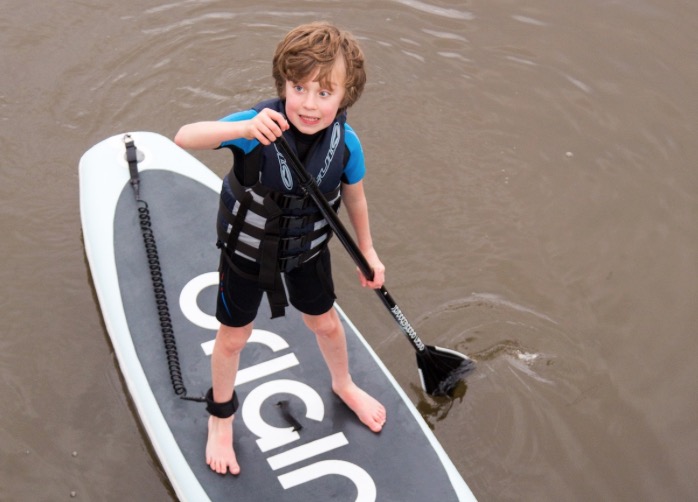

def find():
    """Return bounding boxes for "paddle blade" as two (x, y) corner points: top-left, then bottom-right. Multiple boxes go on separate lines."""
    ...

(417, 345), (475, 397)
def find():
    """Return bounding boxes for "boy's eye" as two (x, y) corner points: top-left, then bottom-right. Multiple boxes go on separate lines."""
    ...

(319, 90), (331, 98)
(293, 85), (304, 92)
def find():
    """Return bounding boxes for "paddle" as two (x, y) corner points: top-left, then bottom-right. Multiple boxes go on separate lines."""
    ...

(275, 136), (474, 396)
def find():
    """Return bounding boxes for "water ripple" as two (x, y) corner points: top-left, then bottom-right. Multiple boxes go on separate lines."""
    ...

(392, 0), (474, 20)
(422, 28), (468, 42)
(141, 12), (238, 35)
(511, 14), (548, 27)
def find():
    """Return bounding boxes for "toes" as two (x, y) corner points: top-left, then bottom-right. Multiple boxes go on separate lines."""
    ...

(207, 456), (238, 475)
(368, 409), (386, 432)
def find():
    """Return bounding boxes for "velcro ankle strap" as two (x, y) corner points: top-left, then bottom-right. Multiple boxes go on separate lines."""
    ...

(205, 388), (239, 418)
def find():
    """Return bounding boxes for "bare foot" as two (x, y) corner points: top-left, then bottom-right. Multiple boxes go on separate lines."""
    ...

(334, 382), (386, 433)
(206, 415), (240, 475)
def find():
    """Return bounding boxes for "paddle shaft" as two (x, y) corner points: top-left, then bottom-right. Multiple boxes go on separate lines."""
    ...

(276, 136), (427, 354)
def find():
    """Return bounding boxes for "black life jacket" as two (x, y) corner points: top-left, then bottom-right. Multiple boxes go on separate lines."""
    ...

(217, 98), (346, 318)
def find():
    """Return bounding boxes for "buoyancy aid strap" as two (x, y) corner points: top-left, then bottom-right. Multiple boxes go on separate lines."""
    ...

(218, 199), (267, 250)
(218, 191), (252, 246)
(259, 196), (280, 318)
(280, 225), (329, 252)
(258, 195), (288, 318)
(216, 243), (290, 319)
(218, 182), (341, 262)
(265, 273), (288, 319)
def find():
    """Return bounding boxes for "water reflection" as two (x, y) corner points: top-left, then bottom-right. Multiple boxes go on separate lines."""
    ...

(414, 381), (469, 430)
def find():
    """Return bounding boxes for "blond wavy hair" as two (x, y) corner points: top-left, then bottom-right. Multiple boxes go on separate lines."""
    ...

(272, 22), (366, 111)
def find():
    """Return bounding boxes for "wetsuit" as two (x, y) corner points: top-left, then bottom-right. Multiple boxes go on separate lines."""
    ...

(215, 98), (366, 321)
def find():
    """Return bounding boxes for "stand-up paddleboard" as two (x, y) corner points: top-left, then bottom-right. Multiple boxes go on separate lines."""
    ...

(79, 131), (477, 502)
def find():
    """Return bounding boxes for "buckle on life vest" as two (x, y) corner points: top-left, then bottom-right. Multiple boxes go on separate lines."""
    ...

(273, 193), (310, 210)
(280, 214), (312, 231)
(280, 234), (309, 252)
(279, 253), (304, 272)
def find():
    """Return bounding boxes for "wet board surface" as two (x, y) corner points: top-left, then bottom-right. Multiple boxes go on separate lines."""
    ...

(79, 131), (476, 501)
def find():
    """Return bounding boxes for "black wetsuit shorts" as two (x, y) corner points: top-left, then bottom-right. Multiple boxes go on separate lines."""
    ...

(215, 248), (336, 327)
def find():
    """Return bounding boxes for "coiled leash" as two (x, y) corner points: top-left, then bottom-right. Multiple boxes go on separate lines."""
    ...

(124, 134), (204, 404)
(122, 134), (302, 428)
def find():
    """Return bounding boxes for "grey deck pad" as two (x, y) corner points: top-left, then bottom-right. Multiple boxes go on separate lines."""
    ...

(80, 132), (475, 502)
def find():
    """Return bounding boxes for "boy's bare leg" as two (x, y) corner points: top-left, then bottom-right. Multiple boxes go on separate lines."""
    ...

(206, 322), (253, 475)
(303, 308), (387, 432)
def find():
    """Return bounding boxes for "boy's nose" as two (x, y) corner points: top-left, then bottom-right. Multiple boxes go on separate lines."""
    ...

(302, 93), (318, 109)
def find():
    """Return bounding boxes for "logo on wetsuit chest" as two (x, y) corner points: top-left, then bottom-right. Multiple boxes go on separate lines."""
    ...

(274, 121), (341, 191)
(316, 122), (341, 186)
(275, 145), (294, 190)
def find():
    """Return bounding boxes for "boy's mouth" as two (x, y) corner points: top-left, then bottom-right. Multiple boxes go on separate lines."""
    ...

(299, 114), (320, 125)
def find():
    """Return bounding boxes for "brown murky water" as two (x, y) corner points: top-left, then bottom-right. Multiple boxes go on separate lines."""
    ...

(2, 0), (697, 500)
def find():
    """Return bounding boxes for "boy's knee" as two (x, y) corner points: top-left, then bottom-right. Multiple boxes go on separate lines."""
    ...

(215, 323), (253, 355)
(304, 309), (340, 338)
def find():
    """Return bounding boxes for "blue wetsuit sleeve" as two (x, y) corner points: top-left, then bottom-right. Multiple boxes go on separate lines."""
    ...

(343, 123), (366, 184)
(218, 109), (260, 154)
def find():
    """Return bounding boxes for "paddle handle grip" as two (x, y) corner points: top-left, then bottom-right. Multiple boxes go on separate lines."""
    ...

(275, 136), (427, 354)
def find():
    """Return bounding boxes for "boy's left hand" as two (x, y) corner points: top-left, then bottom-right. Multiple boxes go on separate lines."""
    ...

(358, 247), (385, 289)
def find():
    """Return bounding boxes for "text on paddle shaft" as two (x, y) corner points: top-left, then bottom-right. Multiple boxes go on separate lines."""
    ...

(390, 305), (425, 351)
(180, 272), (377, 502)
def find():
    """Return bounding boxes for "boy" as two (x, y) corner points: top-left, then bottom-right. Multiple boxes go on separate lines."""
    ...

(175, 22), (387, 476)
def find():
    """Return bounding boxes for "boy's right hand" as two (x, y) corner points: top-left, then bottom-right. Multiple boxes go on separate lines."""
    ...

(244, 108), (289, 145)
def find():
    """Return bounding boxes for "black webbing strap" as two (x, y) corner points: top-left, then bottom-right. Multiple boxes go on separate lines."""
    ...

(124, 134), (141, 201)
(259, 195), (287, 318)
(227, 191), (252, 248)
(218, 197), (265, 241)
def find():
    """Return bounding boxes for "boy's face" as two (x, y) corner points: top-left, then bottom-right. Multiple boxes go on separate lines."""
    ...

(284, 58), (346, 135)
